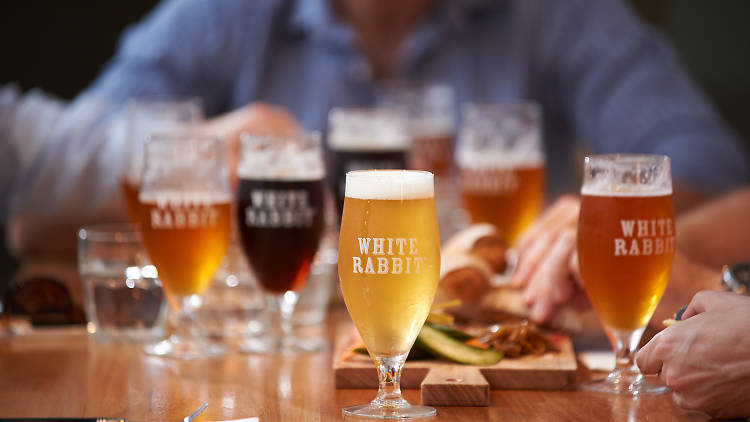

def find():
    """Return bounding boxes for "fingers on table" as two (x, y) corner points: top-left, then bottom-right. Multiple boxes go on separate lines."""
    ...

(635, 329), (673, 375)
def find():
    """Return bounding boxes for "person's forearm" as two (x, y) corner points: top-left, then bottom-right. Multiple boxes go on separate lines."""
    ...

(672, 183), (710, 214)
(676, 187), (750, 267)
(6, 92), (128, 258)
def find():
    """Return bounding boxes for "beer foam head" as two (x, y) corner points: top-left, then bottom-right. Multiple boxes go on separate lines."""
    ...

(456, 148), (545, 170)
(377, 83), (456, 139)
(328, 108), (411, 151)
(238, 131), (325, 180)
(457, 103), (544, 169)
(581, 154), (673, 196)
(411, 116), (454, 139)
(345, 170), (434, 200)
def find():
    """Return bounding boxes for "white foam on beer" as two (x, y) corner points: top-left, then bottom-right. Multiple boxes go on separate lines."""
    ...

(139, 190), (232, 205)
(345, 170), (434, 200)
(456, 149), (545, 170)
(581, 155), (672, 196)
(328, 108), (411, 151)
(581, 185), (673, 197)
(237, 142), (325, 181)
(410, 116), (454, 139)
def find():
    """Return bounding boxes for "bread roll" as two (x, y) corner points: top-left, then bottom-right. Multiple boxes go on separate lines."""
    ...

(436, 253), (494, 320)
(443, 223), (507, 273)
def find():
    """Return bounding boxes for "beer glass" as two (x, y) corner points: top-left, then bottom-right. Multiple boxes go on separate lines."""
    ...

(457, 103), (545, 245)
(236, 131), (325, 355)
(120, 99), (203, 224)
(138, 134), (231, 358)
(327, 108), (410, 220)
(338, 170), (440, 419)
(578, 154), (675, 394)
(378, 83), (456, 176)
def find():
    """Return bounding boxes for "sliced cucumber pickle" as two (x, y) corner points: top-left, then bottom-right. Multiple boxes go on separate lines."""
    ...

(415, 324), (503, 365)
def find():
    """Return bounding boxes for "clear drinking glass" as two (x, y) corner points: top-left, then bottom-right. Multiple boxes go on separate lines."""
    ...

(457, 103), (546, 246)
(138, 134), (232, 358)
(235, 130), (326, 355)
(77, 224), (167, 343)
(577, 154), (675, 394)
(338, 170), (440, 419)
(119, 99), (203, 224)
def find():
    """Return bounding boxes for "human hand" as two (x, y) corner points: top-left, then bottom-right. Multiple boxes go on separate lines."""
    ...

(511, 195), (588, 322)
(650, 251), (720, 328)
(636, 291), (750, 418)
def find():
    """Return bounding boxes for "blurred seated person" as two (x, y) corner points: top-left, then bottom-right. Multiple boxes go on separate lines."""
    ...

(2, 0), (749, 258)
(515, 187), (750, 327)
(637, 291), (750, 418)
(0, 85), (296, 258)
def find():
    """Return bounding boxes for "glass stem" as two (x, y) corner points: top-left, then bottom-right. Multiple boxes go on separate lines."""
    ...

(170, 296), (197, 343)
(608, 327), (646, 381)
(372, 353), (409, 408)
(272, 291), (299, 351)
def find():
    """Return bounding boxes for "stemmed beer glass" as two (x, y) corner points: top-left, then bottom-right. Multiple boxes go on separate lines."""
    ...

(235, 131), (326, 355)
(577, 154), (675, 394)
(338, 170), (441, 419)
(457, 103), (545, 245)
(138, 134), (232, 358)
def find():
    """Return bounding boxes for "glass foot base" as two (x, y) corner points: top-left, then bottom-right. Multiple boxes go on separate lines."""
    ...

(144, 335), (226, 359)
(239, 335), (325, 356)
(343, 403), (436, 420)
(581, 374), (668, 395)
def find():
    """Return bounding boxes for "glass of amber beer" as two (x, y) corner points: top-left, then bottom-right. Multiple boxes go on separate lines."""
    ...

(457, 103), (545, 245)
(578, 154), (674, 394)
(138, 134), (231, 358)
(236, 131), (325, 355)
(120, 99), (203, 224)
(339, 170), (440, 419)
(378, 83), (456, 176)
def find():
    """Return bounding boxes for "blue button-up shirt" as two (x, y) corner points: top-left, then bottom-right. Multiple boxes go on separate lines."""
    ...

(2, 0), (748, 234)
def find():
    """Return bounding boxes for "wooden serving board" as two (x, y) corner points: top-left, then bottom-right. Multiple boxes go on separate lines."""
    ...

(333, 323), (578, 407)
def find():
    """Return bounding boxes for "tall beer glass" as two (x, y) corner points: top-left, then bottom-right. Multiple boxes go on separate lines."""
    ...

(378, 83), (456, 176)
(578, 154), (674, 394)
(138, 134), (231, 358)
(339, 170), (440, 419)
(327, 108), (410, 220)
(457, 103), (545, 245)
(236, 131), (325, 355)
(120, 99), (203, 224)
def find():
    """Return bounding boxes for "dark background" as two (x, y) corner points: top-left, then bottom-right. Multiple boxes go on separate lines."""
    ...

(1, 0), (750, 283)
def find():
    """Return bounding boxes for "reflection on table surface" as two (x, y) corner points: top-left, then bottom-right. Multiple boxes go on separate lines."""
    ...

(0, 310), (708, 422)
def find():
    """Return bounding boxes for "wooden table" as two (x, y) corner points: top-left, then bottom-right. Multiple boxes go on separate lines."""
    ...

(0, 311), (709, 422)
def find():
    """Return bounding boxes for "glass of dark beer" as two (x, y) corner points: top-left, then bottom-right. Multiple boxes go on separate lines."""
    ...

(236, 130), (326, 355)
(327, 108), (410, 220)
